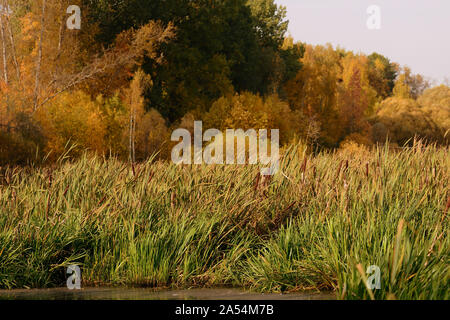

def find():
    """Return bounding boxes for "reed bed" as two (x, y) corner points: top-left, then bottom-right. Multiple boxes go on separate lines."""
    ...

(0, 141), (448, 299)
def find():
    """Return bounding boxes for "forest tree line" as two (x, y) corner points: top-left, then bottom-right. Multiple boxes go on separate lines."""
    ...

(0, 0), (449, 165)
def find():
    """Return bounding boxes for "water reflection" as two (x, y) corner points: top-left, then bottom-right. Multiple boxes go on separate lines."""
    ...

(0, 287), (335, 300)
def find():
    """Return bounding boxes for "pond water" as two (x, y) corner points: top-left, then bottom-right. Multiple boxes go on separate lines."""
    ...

(0, 287), (335, 300)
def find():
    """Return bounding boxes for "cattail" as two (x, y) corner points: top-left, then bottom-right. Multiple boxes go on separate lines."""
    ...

(335, 160), (343, 181)
(148, 171), (155, 184)
(132, 162), (136, 177)
(273, 201), (297, 227)
(253, 172), (261, 192)
(118, 164), (128, 176)
(445, 196), (450, 215)
(46, 193), (51, 221)
(171, 191), (176, 209)
(301, 157), (308, 182)
(48, 169), (53, 188)
(97, 194), (107, 207)
(261, 174), (272, 188)
(63, 185), (69, 197)
(301, 157), (308, 174)
(365, 162), (369, 178)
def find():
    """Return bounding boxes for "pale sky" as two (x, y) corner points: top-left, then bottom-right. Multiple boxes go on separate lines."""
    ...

(276, 0), (450, 84)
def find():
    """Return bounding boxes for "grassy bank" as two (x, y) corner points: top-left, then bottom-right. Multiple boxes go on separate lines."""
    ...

(0, 142), (448, 300)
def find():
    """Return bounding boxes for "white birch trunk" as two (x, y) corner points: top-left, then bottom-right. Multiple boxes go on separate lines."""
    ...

(33, 0), (47, 111)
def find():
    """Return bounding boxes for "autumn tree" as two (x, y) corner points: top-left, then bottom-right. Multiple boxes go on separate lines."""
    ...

(417, 85), (450, 144)
(85, 0), (302, 122)
(284, 44), (342, 146)
(123, 69), (150, 162)
(370, 97), (441, 146)
(337, 53), (377, 143)
(393, 66), (430, 99)
(367, 52), (398, 99)
(35, 90), (107, 160)
(204, 91), (303, 145)
(0, 1), (174, 164)
(6, 0), (173, 112)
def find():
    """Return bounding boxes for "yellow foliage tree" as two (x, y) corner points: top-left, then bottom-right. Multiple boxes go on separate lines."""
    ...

(417, 85), (450, 143)
(370, 97), (441, 145)
(122, 69), (169, 161)
(204, 91), (302, 145)
(36, 90), (106, 160)
(340, 53), (378, 116)
(135, 108), (169, 160)
(283, 44), (343, 146)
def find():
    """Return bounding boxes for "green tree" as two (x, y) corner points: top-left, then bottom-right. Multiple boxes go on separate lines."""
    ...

(84, 0), (302, 122)
(246, 0), (288, 48)
(368, 52), (398, 98)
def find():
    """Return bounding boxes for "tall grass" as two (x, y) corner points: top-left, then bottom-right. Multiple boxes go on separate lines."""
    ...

(0, 141), (448, 299)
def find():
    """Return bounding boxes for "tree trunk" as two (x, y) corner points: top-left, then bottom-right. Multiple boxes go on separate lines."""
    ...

(33, 0), (47, 111)
(0, 8), (8, 85)
(129, 107), (136, 163)
(6, 16), (19, 82)
(56, 0), (67, 60)
(3, 0), (19, 83)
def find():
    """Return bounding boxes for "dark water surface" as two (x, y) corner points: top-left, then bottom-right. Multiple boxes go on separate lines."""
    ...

(0, 287), (335, 300)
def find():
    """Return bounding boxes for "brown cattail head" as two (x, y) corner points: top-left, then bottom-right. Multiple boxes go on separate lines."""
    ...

(48, 169), (53, 188)
(97, 194), (107, 207)
(171, 191), (176, 209)
(46, 193), (51, 221)
(132, 163), (136, 177)
(445, 196), (450, 214)
(63, 185), (70, 197)
(253, 172), (261, 192)
(301, 157), (308, 173)
(148, 171), (155, 184)
(262, 174), (272, 187)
